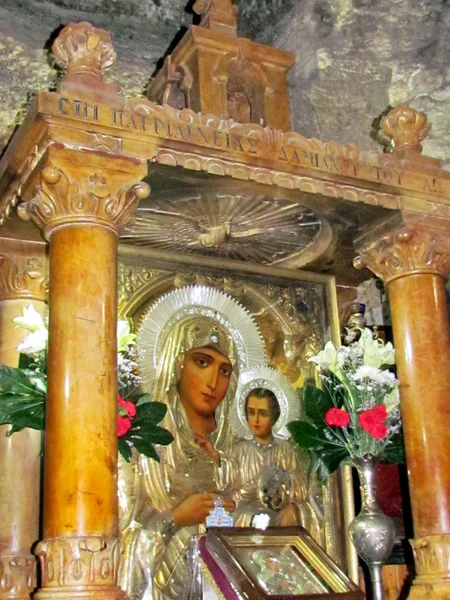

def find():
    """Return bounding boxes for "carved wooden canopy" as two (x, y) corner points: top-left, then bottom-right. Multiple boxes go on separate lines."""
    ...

(0, 13), (449, 286)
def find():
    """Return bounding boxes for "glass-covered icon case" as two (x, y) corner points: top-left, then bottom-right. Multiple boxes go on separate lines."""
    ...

(200, 527), (364, 599)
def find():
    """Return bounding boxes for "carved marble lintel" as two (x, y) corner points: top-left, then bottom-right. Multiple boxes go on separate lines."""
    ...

(0, 240), (47, 302)
(35, 536), (125, 599)
(52, 22), (118, 97)
(354, 218), (450, 284)
(381, 103), (431, 154)
(17, 165), (150, 240)
(0, 553), (36, 599)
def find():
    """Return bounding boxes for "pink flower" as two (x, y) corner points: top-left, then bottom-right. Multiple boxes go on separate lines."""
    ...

(325, 407), (350, 427)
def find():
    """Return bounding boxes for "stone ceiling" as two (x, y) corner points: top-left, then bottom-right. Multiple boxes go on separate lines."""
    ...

(2, 0), (450, 166)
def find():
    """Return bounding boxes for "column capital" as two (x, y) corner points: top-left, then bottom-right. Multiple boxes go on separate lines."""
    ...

(0, 238), (47, 302)
(17, 149), (149, 241)
(353, 213), (450, 284)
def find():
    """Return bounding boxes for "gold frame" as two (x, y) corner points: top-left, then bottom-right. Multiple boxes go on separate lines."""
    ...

(203, 527), (363, 599)
(117, 244), (358, 581)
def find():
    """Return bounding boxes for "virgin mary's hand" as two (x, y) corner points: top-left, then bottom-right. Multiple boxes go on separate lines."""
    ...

(172, 493), (235, 527)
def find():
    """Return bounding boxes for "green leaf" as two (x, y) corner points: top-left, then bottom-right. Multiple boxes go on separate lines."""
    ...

(132, 439), (160, 462)
(383, 433), (405, 464)
(314, 446), (349, 481)
(302, 382), (334, 427)
(0, 393), (45, 433)
(287, 421), (328, 449)
(27, 373), (47, 394)
(0, 366), (45, 396)
(136, 394), (152, 406)
(134, 401), (167, 425)
(6, 409), (45, 434)
(130, 423), (173, 446)
(18, 353), (35, 370)
(118, 438), (132, 462)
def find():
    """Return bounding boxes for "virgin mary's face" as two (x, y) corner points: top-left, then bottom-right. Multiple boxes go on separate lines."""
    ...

(178, 346), (233, 416)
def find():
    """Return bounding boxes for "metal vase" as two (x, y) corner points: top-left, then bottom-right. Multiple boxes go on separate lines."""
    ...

(348, 454), (395, 600)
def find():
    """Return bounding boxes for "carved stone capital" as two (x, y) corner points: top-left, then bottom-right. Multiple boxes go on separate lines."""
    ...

(0, 240), (47, 302)
(35, 536), (125, 599)
(52, 22), (116, 88)
(17, 165), (150, 240)
(380, 103), (431, 154)
(354, 219), (450, 284)
(0, 553), (36, 599)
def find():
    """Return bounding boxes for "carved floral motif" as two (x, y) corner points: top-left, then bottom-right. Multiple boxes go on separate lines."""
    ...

(52, 22), (116, 82)
(17, 166), (150, 239)
(0, 553), (36, 599)
(381, 103), (431, 154)
(354, 225), (450, 283)
(0, 142), (47, 227)
(117, 263), (161, 307)
(35, 536), (123, 593)
(0, 252), (47, 302)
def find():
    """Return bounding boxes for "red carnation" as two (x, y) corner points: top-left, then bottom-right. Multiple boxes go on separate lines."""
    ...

(118, 395), (137, 418)
(117, 415), (131, 437)
(370, 422), (388, 440)
(325, 407), (351, 427)
(359, 405), (387, 432)
(370, 404), (388, 421)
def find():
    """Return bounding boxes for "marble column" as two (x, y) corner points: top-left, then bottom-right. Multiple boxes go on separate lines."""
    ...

(355, 216), (450, 599)
(17, 146), (149, 600)
(0, 238), (47, 599)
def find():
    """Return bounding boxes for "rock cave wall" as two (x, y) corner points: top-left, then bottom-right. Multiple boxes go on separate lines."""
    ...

(1, 0), (450, 164)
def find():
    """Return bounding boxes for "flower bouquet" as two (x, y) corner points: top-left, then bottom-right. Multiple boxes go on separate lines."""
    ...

(0, 304), (173, 462)
(288, 328), (404, 481)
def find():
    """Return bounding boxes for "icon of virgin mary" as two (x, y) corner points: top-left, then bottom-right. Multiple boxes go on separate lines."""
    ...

(118, 286), (266, 600)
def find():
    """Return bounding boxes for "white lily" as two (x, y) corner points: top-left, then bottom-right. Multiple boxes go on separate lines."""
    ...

(385, 386), (401, 413)
(308, 340), (337, 370)
(17, 328), (48, 355)
(13, 304), (47, 333)
(308, 340), (346, 381)
(117, 320), (136, 352)
(358, 328), (395, 368)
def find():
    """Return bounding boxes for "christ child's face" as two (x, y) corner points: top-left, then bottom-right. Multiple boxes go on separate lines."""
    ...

(178, 346), (233, 416)
(246, 394), (273, 442)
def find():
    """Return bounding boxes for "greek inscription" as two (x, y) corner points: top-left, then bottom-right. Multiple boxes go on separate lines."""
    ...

(374, 166), (402, 186)
(423, 177), (437, 193)
(58, 97), (98, 121)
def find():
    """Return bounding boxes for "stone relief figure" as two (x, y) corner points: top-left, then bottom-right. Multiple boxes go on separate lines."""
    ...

(230, 366), (323, 542)
(118, 286), (266, 600)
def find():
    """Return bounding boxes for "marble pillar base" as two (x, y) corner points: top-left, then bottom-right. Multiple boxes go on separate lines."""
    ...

(34, 536), (126, 600)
